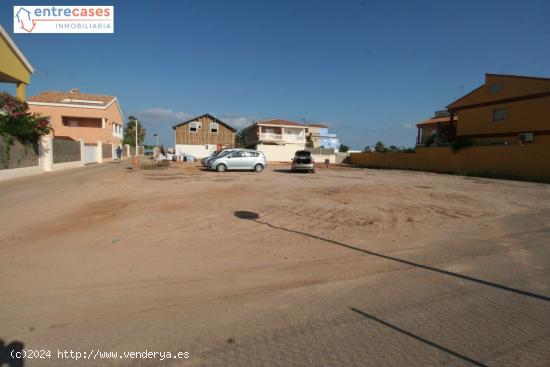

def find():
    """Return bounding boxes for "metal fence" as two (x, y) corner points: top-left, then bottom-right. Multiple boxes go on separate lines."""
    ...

(53, 137), (81, 164)
(305, 147), (336, 155)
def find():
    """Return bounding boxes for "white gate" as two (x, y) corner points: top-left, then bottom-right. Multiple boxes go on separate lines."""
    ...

(84, 144), (98, 164)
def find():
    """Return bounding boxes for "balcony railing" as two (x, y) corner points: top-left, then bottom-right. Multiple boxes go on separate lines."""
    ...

(260, 133), (283, 141)
(258, 132), (306, 143)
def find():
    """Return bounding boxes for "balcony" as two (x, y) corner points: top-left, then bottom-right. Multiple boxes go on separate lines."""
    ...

(259, 133), (305, 144)
(260, 132), (283, 141)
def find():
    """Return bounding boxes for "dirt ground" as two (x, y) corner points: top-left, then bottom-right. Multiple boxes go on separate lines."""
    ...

(1, 161), (549, 366)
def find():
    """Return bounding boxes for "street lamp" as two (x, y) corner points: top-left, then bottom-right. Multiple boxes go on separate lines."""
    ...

(153, 133), (158, 147)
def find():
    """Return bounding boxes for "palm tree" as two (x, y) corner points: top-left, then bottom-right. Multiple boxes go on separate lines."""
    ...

(235, 128), (247, 148)
(123, 116), (146, 147)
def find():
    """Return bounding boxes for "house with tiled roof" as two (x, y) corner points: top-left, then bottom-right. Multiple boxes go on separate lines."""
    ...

(416, 111), (458, 146)
(244, 119), (308, 161)
(446, 73), (550, 146)
(28, 89), (124, 163)
(417, 73), (550, 147)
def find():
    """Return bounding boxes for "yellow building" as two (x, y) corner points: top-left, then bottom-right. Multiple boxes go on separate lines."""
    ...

(0, 24), (34, 100)
(447, 74), (550, 146)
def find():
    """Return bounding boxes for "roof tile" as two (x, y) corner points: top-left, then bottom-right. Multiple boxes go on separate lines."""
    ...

(28, 90), (115, 105)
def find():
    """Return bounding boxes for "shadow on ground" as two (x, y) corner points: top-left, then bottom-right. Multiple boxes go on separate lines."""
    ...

(349, 307), (487, 366)
(272, 169), (313, 174)
(233, 211), (550, 302)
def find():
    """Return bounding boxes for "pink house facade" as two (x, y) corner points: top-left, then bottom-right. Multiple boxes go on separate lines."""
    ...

(28, 89), (124, 145)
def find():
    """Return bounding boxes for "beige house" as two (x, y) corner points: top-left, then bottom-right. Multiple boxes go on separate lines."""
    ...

(244, 119), (307, 161)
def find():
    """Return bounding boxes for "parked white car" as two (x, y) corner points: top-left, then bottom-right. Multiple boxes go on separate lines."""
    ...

(208, 149), (267, 172)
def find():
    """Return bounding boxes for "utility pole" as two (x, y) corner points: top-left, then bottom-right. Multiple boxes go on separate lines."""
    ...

(134, 119), (138, 165)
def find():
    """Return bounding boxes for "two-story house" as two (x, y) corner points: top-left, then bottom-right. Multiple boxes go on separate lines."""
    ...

(447, 74), (550, 146)
(28, 89), (124, 163)
(244, 119), (307, 161)
(173, 113), (236, 158)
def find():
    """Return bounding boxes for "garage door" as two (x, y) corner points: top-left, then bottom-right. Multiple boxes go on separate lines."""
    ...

(84, 144), (98, 164)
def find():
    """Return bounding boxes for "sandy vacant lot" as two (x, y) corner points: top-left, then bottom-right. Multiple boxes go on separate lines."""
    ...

(1, 161), (549, 366)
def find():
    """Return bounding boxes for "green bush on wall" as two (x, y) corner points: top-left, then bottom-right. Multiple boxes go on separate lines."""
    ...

(0, 92), (52, 167)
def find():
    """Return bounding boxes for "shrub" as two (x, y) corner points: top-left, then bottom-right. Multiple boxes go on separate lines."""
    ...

(374, 141), (387, 153)
(140, 160), (170, 169)
(0, 92), (51, 167)
(425, 135), (434, 147)
(451, 137), (473, 152)
(339, 144), (349, 153)
(0, 93), (51, 142)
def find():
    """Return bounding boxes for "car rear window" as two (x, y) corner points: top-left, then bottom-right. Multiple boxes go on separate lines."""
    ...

(295, 151), (311, 157)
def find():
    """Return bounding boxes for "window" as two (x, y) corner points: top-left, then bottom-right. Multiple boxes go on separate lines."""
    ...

(210, 122), (219, 133)
(489, 82), (502, 94)
(493, 108), (507, 122)
(189, 122), (198, 132)
(230, 151), (244, 158)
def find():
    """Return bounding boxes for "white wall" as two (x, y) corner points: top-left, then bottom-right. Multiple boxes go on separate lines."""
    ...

(311, 153), (336, 164)
(257, 143), (305, 162)
(52, 161), (84, 171)
(175, 144), (218, 158)
(0, 166), (42, 181)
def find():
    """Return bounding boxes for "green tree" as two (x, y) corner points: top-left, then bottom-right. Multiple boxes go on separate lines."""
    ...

(374, 141), (387, 153)
(305, 135), (314, 148)
(123, 116), (146, 147)
(235, 128), (247, 148)
(338, 144), (349, 153)
(0, 92), (52, 167)
(363, 146), (371, 152)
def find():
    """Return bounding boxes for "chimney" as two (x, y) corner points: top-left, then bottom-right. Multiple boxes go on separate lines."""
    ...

(69, 88), (80, 94)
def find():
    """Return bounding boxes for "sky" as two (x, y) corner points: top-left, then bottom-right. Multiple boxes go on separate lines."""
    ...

(2, 0), (550, 148)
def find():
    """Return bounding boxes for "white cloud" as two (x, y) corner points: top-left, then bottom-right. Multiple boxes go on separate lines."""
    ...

(136, 108), (253, 130)
(221, 116), (253, 129)
(401, 123), (415, 129)
(138, 108), (191, 124)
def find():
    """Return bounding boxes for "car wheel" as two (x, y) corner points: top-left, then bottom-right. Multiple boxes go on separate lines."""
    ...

(311, 169), (315, 173)
(254, 164), (264, 172)
(216, 164), (227, 172)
